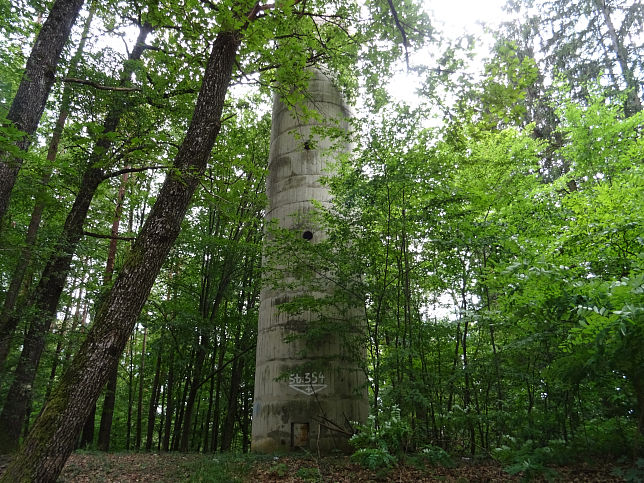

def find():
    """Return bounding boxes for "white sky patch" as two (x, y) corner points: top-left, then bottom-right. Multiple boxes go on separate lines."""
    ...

(427, 0), (508, 33)
(388, 0), (511, 106)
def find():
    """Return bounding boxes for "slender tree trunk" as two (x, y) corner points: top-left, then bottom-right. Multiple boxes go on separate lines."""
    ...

(145, 348), (162, 450)
(97, 364), (118, 451)
(157, 380), (165, 451)
(135, 327), (147, 450)
(126, 331), (135, 450)
(162, 352), (174, 452)
(242, 381), (250, 453)
(172, 349), (194, 451)
(96, 169), (130, 451)
(221, 357), (244, 451)
(0, 0), (85, 223)
(202, 351), (217, 451)
(179, 339), (207, 452)
(42, 305), (73, 405)
(78, 405), (96, 448)
(210, 330), (227, 452)
(221, 322), (244, 452)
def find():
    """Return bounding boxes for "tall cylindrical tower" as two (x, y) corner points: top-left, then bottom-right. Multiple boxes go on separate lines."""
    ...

(251, 69), (368, 454)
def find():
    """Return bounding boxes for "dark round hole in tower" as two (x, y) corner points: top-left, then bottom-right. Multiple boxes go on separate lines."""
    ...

(303, 140), (312, 150)
(302, 230), (313, 241)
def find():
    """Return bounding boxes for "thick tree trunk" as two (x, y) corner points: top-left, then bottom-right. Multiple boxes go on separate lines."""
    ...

(0, 24), (151, 454)
(0, 0), (85, 223)
(0, 30), (240, 481)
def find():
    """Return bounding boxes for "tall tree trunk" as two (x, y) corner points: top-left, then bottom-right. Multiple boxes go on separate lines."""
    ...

(221, 357), (244, 452)
(0, 0), (85, 223)
(96, 169), (130, 451)
(126, 331), (135, 450)
(96, 364), (118, 451)
(0, 6), (95, 370)
(42, 304), (73, 405)
(0, 24), (152, 454)
(157, 378), (165, 451)
(179, 340), (207, 452)
(78, 405), (96, 448)
(135, 327), (147, 450)
(221, 320), (244, 452)
(162, 351), (175, 452)
(172, 358), (193, 451)
(210, 330), (227, 452)
(146, 349), (162, 450)
(202, 351), (217, 451)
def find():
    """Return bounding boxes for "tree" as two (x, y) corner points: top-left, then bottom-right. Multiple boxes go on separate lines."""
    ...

(0, 21), (153, 453)
(509, 0), (643, 114)
(0, 0), (85, 224)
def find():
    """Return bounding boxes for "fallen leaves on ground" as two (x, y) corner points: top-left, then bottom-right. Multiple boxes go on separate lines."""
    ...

(52, 451), (626, 482)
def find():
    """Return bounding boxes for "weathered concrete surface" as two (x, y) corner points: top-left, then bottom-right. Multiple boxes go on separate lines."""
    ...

(251, 69), (368, 454)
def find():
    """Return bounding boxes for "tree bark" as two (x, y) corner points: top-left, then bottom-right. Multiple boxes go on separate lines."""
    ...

(96, 169), (130, 451)
(126, 332), (135, 450)
(161, 351), (174, 452)
(179, 339), (207, 452)
(145, 349), (162, 450)
(210, 332), (227, 452)
(96, 363), (118, 451)
(0, 24), (152, 454)
(0, 30), (240, 481)
(135, 327), (147, 450)
(0, 0), (85, 223)
(0, 5), (95, 371)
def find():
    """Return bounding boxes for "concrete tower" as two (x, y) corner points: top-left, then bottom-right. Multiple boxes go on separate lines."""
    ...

(252, 69), (368, 454)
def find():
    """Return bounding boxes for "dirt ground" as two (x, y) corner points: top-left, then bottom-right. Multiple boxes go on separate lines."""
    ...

(0, 451), (627, 482)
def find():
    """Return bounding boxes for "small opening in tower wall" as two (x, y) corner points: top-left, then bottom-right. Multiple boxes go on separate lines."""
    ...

(303, 140), (312, 150)
(291, 422), (309, 447)
(302, 230), (313, 240)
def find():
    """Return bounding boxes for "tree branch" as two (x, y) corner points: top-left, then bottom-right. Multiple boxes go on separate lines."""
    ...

(83, 231), (135, 241)
(63, 77), (141, 92)
(102, 165), (168, 181)
(386, 0), (410, 68)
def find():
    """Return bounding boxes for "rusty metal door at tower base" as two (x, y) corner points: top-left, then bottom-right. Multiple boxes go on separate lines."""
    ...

(291, 422), (309, 448)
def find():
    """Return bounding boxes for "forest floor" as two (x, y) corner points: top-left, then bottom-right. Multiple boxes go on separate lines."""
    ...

(49, 451), (627, 482)
(0, 451), (627, 481)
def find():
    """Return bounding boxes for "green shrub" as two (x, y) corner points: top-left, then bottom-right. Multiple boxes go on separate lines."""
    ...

(349, 405), (411, 469)
(295, 466), (321, 481)
(418, 444), (455, 467)
(350, 448), (397, 470)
